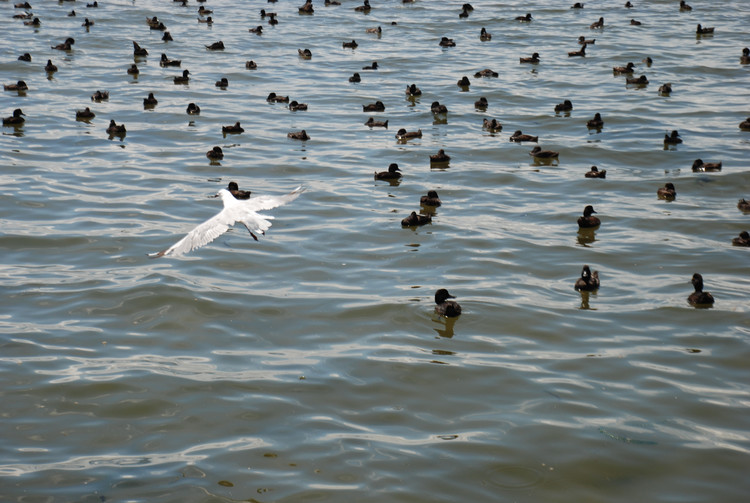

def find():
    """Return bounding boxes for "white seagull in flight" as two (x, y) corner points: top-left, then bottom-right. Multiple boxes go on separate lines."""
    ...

(149, 186), (305, 258)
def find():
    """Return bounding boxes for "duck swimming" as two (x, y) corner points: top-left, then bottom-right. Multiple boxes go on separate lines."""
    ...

(657, 182), (676, 200)
(2, 108), (25, 126)
(405, 84), (422, 96)
(691, 159), (721, 172)
(586, 113), (604, 129)
(520, 52), (540, 63)
(246, 61), (258, 70)
(732, 231), (750, 247)
(474, 68), (498, 78)
(679, 0), (692, 11)
(289, 101), (308, 111)
(431, 101), (448, 114)
(91, 90), (109, 101)
(364, 117), (388, 128)
(249, 26), (263, 34)
(222, 121), (244, 134)
(343, 40), (358, 49)
(127, 64), (140, 75)
(374, 163), (402, 180)
(52, 37), (75, 51)
(696, 24), (714, 35)
(106, 119), (126, 135)
(457, 76), (470, 87)
(630, 19), (642, 26)
(483, 118), (502, 132)
(298, 48), (312, 59)
(554, 99), (573, 112)
(738, 199), (750, 212)
(362, 61), (378, 70)
(590, 16), (604, 29)
(401, 211), (431, 227)
(658, 83), (672, 95)
(18, 53), (31, 62)
(205, 41), (224, 51)
(354, 0), (371, 12)
(515, 13), (532, 22)
(529, 146), (559, 159)
(430, 149), (450, 162)
(349, 73), (361, 82)
(578, 205), (600, 228)
(143, 92), (158, 107)
(4, 80), (28, 92)
(578, 35), (595, 45)
(740, 47), (750, 64)
(420, 190), (441, 207)
(687, 273), (714, 307)
(160, 53), (181, 67)
(568, 44), (586, 57)
(626, 75), (649, 85)
(75, 107), (95, 120)
(227, 181), (251, 200)
(206, 146), (223, 161)
(510, 130), (538, 142)
(574, 265), (600, 291)
(479, 27), (491, 41)
(439, 37), (456, 47)
(363, 101), (385, 112)
(613, 62), (635, 74)
(162, 31), (173, 41)
(215, 77), (229, 88)
(740, 118), (750, 130)
(186, 103), (200, 115)
(366, 26), (382, 35)
(664, 130), (682, 144)
(299, 0), (314, 14)
(197, 16), (212, 25)
(288, 130), (310, 140)
(45, 59), (58, 72)
(474, 97), (488, 109)
(585, 166), (606, 178)
(396, 128), (422, 141)
(173, 69), (190, 84)
(434, 289), (461, 317)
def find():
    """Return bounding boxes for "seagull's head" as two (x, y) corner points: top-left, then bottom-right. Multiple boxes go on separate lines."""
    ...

(216, 188), (237, 205)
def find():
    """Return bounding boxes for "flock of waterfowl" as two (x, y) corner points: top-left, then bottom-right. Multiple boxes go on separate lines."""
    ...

(4, 0), (750, 314)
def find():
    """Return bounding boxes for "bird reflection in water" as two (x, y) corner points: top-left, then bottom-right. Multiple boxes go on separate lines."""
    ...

(433, 315), (458, 338)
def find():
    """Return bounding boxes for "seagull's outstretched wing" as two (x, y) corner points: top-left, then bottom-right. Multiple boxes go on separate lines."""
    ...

(149, 186), (304, 258)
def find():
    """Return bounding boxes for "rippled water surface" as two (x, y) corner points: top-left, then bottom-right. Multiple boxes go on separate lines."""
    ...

(2, 0), (750, 501)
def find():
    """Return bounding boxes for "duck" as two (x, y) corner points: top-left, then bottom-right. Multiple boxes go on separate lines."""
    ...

(515, 13), (532, 22)
(133, 41), (148, 56)
(657, 182), (676, 200)
(15, 2), (32, 8)
(198, 5), (212, 16)
(374, 163), (402, 180)
(687, 273), (714, 307)
(405, 84), (422, 96)
(299, 0), (314, 14)
(106, 119), (126, 135)
(474, 68), (498, 78)
(4, 80), (28, 92)
(658, 83), (672, 95)
(362, 61), (378, 70)
(325, 0), (341, 5)
(267, 14), (279, 26)
(459, 5), (471, 18)
(364, 117), (388, 128)
(173, 69), (190, 84)
(343, 40), (358, 49)
(691, 159), (721, 172)
(740, 118), (750, 130)
(127, 64), (140, 76)
(45, 59), (58, 72)
(740, 47), (750, 64)
(82, 17), (94, 27)
(457, 76), (471, 87)
(590, 16), (604, 29)
(259, 9), (276, 18)
(23, 17), (40, 26)
(474, 97), (488, 109)
(249, 26), (263, 34)
(205, 41), (224, 51)
(586, 113), (604, 129)
(214, 77), (228, 88)
(160, 53), (181, 67)
(150, 20), (167, 30)
(288, 130), (310, 140)
(520, 52), (540, 63)
(86, 1), (98, 7)
(197, 16), (212, 25)
(420, 190), (441, 207)
(663, 130), (682, 144)
(354, 0), (371, 12)
(630, 19), (642, 26)
(571, 2), (584, 8)
(298, 48), (312, 59)
(643, 56), (653, 66)
(401, 211), (431, 227)
(396, 128), (422, 141)
(439, 37), (456, 47)
(479, 27), (492, 41)
(585, 166), (606, 178)
(68, 10), (76, 17)
(2, 108), (25, 126)
(738, 199), (750, 212)
(52, 37), (75, 51)
(612, 62), (635, 74)
(578, 205), (600, 228)
(289, 100), (308, 111)
(732, 231), (750, 247)
(483, 118), (502, 132)
(246, 61), (258, 70)
(186, 103), (201, 115)
(568, 44), (586, 57)
(363, 101), (385, 112)
(680, 1), (692, 11)
(509, 130), (538, 142)
(434, 289), (461, 317)
(75, 107), (95, 120)
(18, 53), (31, 62)
(206, 146), (224, 161)
(226, 181), (251, 200)
(91, 90), (109, 101)
(222, 122), (244, 134)
(574, 265), (600, 291)
(429, 149), (450, 162)
(578, 35), (595, 45)
(162, 31), (173, 42)
(626, 75), (649, 85)
(529, 146), (559, 159)
(365, 26), (382, 35)
(431, 101), (448, 114)
(143, 92), (158, 107)
(554, 99), (573, 113)
(625, 1), (633, 7)
(146, 16), (161, 28)
(349, 72), (362, 82)
(696, 24), (714, 35)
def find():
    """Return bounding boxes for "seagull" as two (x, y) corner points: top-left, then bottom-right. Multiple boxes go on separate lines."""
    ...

(148, 186), (304, 258)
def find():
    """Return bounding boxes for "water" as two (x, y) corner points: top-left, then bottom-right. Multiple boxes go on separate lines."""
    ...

(1, 0), (749, 501)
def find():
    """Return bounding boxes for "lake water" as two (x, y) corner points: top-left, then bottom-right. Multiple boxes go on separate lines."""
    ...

(1, 0), (749, 501)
